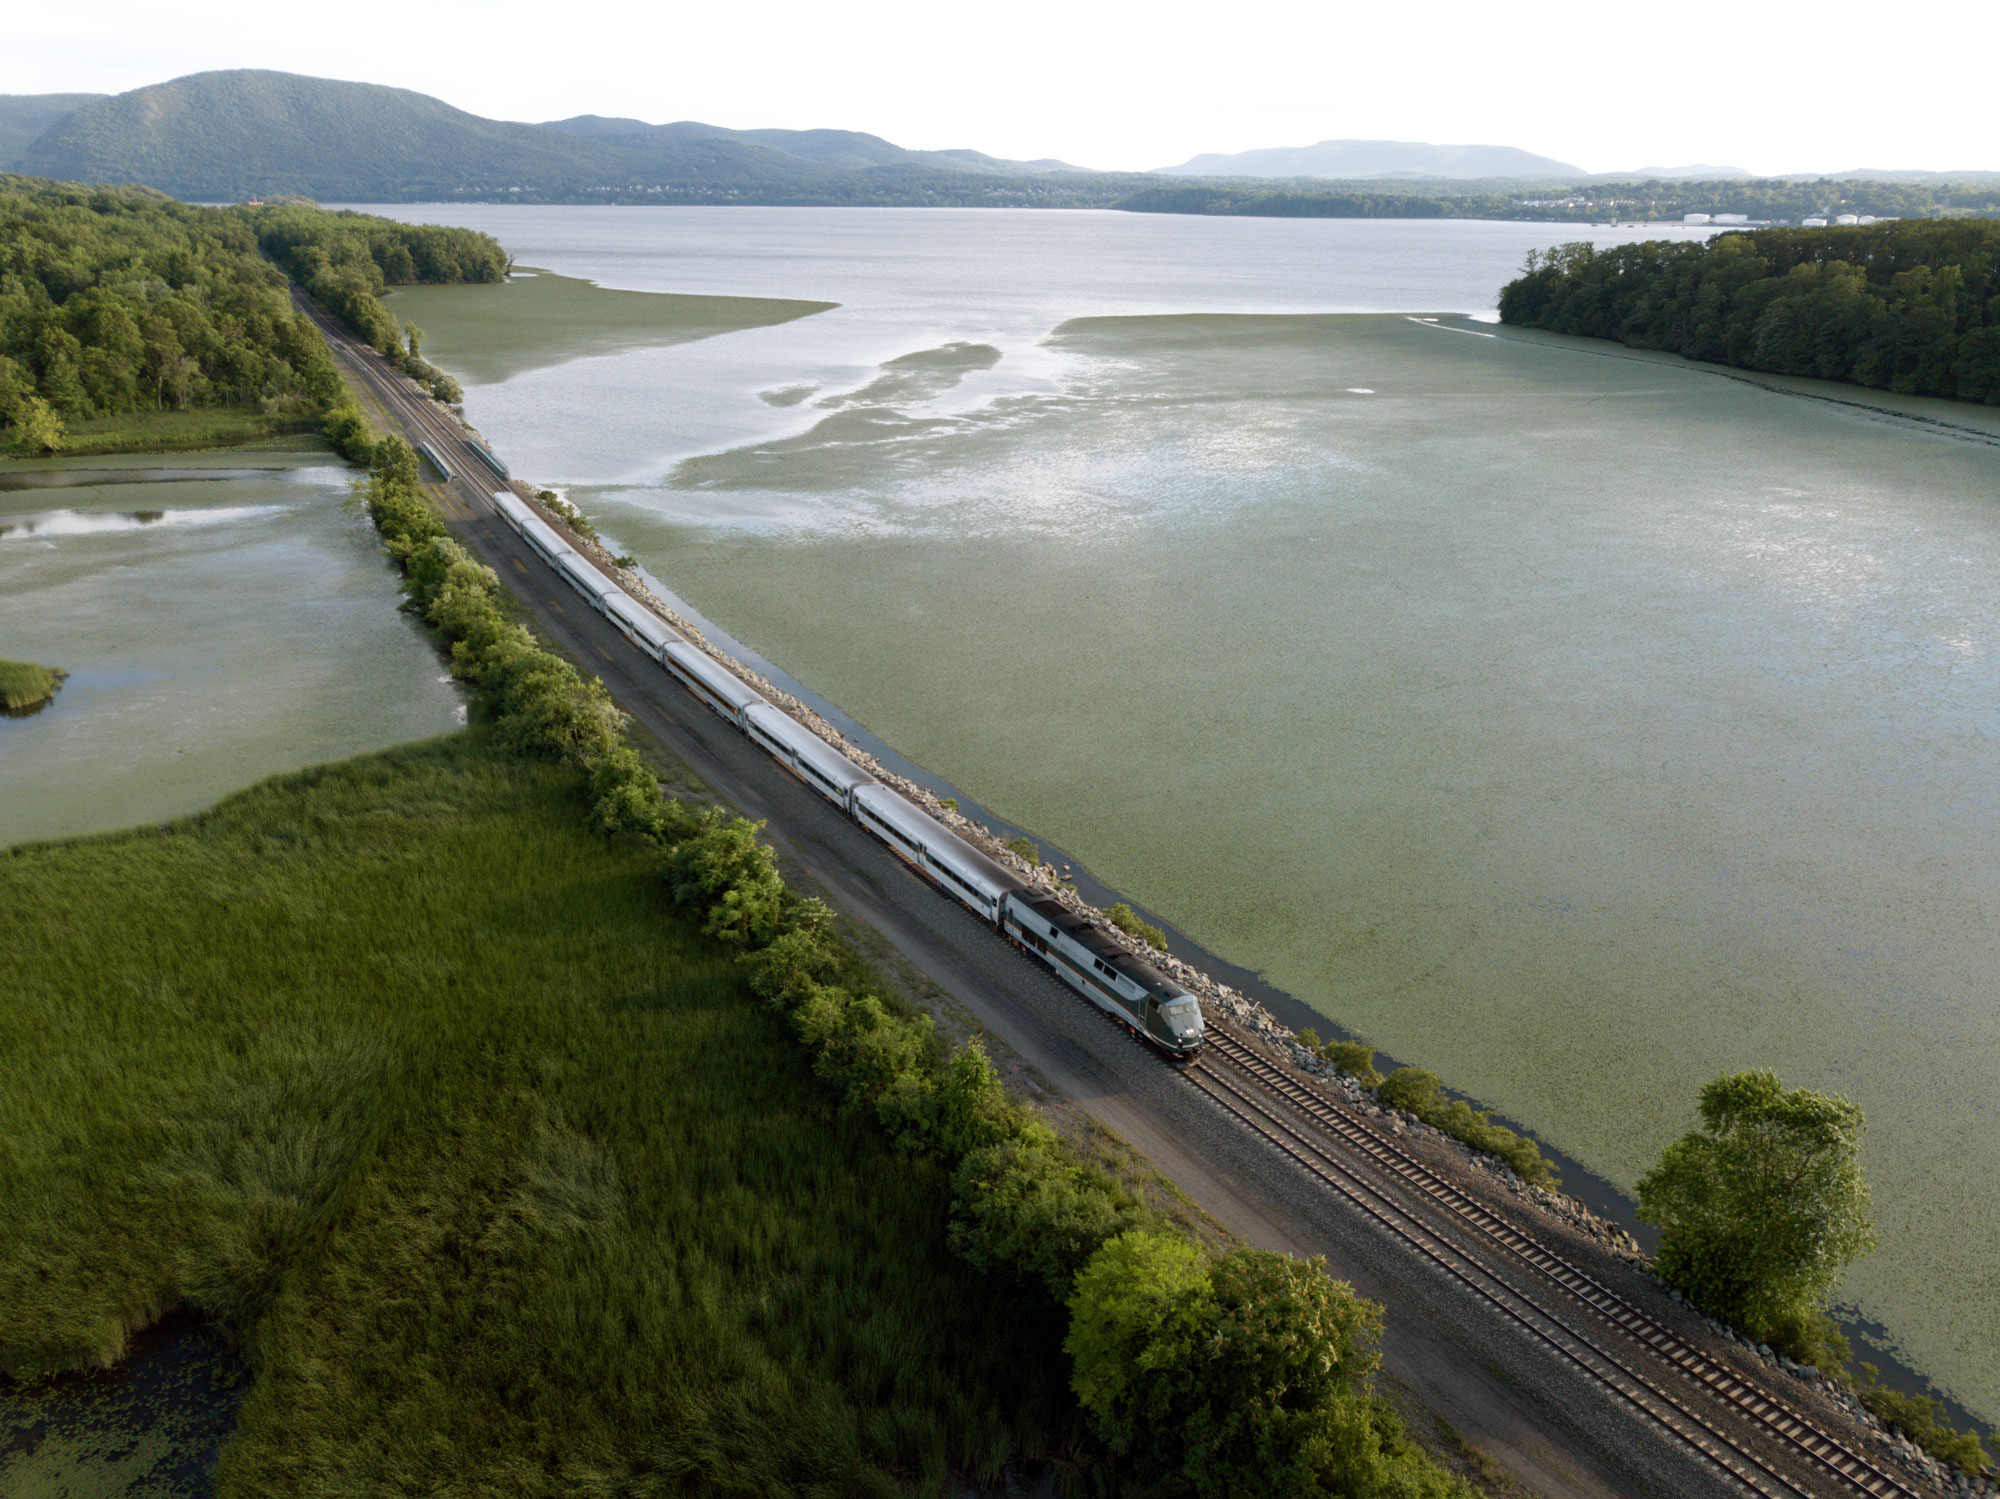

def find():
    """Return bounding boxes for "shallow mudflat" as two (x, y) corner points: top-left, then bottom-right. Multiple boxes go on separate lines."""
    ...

(0, 449), (462, 847)
(384, 266), (834, 387)
(619, 313), (2000, 1422)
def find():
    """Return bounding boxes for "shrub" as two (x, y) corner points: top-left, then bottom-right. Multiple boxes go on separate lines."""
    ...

(322, 398), (374, 464)
(951, 1124), (1157, 1301)
(1855, 1374), (1992, 1476)
(1106, 902), (1166, 949)
(663, 808), (787, 947)
(1378, 1068), (1557, 1188)
(1007, 836), (1040, 867)
(1066, 1233), (1465, 1497)
(588, 745), (667, 839)
(1322, 1040), (1382, 1088)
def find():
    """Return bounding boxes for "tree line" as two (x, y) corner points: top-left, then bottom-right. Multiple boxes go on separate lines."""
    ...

(1119, 179), (2000, 225)
(0, 174), (505, 451)
(1498, 220), (2000, 404)
(246, 203), (505, 404)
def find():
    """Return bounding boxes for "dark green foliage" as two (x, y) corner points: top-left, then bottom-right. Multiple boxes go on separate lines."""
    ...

(588, 744), (680, 841)
(1376, 1069), (1557, 1188)
(1064, 1232), (1470, 1497)
(1498, 221), (2000, 405)
(321, 395), (373, 463)
(950, 1123), (1157, 1301)
(1105, 901), (1166, 949)
(0, 737), (1078, 1492)
(662, 809), (787, 947)
(0, 174), (342, 448)
(0, 657), (66, 712)
(1007, 835), (1040, 867)
(1638, 1070), (1874, 1367)
(0, 174), (497, 450)
(1852, 1371), (1993, 1476)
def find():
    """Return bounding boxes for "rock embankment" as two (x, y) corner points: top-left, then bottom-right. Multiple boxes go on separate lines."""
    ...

(524, 483), (1636, 1244)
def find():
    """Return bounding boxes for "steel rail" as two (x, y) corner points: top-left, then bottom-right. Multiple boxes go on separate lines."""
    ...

(1200, 1030), (1922, 1499)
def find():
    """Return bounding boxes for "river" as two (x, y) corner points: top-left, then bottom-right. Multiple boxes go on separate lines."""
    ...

(367, 205), (2000, 1425)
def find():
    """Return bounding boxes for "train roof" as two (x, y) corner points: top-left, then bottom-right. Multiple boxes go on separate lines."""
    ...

(743, 703), (877, 791)
(605, 591), (681, 651)
(1012, 893), (1188, 999)
(851, 785), (1029, 897)
(662, 640), (767, 713)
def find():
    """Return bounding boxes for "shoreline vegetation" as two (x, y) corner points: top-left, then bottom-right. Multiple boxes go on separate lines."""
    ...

(0, 174), (505, 457)
(0, 657), (65, 713)
(1498, 219), (2000, 407)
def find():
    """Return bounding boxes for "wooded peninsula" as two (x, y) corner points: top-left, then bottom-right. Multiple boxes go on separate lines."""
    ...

(1499, 219), (2000, 405)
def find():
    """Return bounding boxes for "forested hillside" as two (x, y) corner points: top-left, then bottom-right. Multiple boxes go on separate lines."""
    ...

(0, 175), (503, 451)
(18, 70), (1097, 207)
(11, 70), (2000, 222)
(0, 94), (104, 171)
(1498, 220), (2000, 404)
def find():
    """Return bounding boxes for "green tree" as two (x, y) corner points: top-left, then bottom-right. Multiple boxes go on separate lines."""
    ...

(1065, 1230), (1217, 1454)
(662, 808), (786, 946)
(1637, 1070), (1874, 1363)
(1067, 1232), (1456, 1496)
(9, 395), (65, 454)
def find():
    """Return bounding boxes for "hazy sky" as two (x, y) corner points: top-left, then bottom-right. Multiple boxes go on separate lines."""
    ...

(8, 0), (1994, 176)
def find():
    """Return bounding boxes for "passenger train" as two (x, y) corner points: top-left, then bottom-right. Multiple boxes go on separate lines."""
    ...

(488, 488), (1205, 1060)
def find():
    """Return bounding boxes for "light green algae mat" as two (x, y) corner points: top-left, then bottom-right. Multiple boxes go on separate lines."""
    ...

(385, 268), (834, 387)
(584, 313), (2000, 1423)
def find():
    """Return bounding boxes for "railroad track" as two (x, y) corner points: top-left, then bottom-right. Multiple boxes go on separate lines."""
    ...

(301, 291), (1935, 1499)
(1191, 1029), (1925, 1499)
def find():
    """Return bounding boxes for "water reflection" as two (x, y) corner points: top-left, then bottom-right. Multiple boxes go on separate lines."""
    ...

(0, 453), (462, 847)
(0, 505), (276, 540)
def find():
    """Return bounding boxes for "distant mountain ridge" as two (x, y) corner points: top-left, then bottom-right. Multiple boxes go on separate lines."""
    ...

(1, 72), (1993, 208)
(6, 70), (1091, 203)
(1155, 139), (1586, 180)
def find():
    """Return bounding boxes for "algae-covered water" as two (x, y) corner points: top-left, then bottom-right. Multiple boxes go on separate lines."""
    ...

(356, 206), (2000, 1422)
(0, 450), (462, 848)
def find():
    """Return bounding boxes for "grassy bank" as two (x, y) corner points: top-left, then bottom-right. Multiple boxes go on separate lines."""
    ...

(0, 735), (1076, 1493)
(50, 404), (320, 456)
(0, 658), (65, 713)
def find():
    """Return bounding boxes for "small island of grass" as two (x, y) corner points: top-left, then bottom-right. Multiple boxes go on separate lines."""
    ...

(0, 658), (67, 714)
